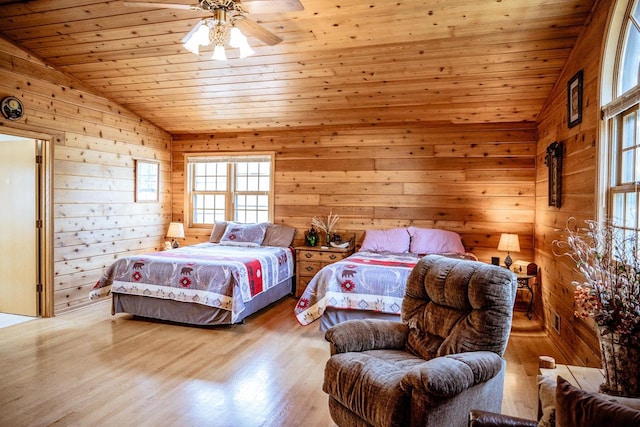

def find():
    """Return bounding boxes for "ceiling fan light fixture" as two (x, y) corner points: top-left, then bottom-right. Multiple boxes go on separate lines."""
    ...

(177, 2), (258, 61)
(238, 38), (254, 58)
(228, 26), (243, 47)
(212, 44), (228, 61)
(182, 20), (211, 54)
(124, 0), (292, 57)
(229, 26), (254, 58)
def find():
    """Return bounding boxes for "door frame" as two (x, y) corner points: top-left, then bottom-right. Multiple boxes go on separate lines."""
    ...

(0, 127), (55, 317)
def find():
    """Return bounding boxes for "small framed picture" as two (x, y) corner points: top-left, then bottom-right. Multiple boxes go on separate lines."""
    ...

(567, 70), (583, 128)
(135, 159), (159, 202)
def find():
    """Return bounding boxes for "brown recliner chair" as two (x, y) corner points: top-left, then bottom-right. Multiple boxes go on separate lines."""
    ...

(323, 255), (517, 427)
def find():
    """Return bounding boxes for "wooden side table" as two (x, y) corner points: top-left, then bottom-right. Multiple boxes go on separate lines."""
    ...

(539, 363), (604, 392)
(294, 245), (354, 297)
(516, 273), (536, 319)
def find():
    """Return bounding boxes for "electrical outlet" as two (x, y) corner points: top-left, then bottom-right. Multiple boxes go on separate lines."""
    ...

(552, 312), (561, 335)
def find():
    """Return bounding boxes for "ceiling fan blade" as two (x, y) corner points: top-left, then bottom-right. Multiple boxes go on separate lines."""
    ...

(235, 17), (282, 46)
(240, 0), (303, 14)
(122, 1), (200, 10)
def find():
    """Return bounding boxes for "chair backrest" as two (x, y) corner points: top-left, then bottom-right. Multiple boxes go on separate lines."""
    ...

(401, 255), (517, 360)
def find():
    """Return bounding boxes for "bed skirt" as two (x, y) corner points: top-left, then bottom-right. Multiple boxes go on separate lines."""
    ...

(112, 277), (294, 326)
(319, 307), (401, 331)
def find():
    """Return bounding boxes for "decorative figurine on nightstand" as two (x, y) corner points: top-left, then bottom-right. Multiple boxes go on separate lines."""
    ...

(305, 226), (318, 246)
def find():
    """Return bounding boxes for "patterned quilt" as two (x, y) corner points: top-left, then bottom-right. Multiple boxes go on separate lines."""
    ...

(90, 243), (295, 322)
(294, 251), (421, 326)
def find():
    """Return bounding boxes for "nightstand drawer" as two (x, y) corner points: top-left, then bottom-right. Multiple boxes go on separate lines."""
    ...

(299, 250), (346, 263)
(298, 261), (324, 276)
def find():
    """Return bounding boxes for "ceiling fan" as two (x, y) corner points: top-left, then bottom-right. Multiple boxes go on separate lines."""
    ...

(123, 0), (303, 59)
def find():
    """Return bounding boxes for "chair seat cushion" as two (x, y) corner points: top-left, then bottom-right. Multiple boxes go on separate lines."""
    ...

(323, 349), (425, 427)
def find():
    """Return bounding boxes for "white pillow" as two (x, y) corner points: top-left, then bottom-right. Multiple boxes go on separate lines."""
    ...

(219, 223), (268, 247)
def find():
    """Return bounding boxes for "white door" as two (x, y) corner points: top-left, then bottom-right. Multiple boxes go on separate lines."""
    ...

(0, 135), (38, 316)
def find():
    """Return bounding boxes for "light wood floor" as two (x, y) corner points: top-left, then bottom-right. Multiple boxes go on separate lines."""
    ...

(0, 297), (567, 427)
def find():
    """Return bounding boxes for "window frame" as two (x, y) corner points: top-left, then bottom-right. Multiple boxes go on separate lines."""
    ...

(601, 0), (640, 235)
(184, 152), (275, 229)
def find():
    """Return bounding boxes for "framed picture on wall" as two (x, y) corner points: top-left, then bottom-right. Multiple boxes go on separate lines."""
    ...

(135, 159), (159, 202)
(567, 70), (583, 128)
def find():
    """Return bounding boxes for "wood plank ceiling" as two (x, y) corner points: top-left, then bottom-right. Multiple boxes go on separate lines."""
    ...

(0, 0), (596, 133)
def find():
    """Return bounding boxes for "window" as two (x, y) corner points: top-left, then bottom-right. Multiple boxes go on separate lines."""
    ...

(186, 153), (273, 226)
(603, 0), (640, 241)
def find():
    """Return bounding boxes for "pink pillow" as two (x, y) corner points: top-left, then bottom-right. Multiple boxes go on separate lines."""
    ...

(360, 228), (410, 253)
(407, 227), (465, 255)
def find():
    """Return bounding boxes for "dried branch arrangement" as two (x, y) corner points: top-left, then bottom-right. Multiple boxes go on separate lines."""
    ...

(311, 211), (339, 235)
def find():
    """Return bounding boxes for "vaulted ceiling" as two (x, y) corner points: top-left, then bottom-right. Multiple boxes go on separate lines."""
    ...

(0, 0), (596, 133)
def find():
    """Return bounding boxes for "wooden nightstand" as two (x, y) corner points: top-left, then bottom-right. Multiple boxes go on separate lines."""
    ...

(539, 364), (604, 392)
(295, 245), (355, 297)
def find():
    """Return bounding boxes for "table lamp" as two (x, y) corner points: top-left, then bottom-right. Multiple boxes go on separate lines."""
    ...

(166, 222), (185, 249)
(498, 233), (520, 270)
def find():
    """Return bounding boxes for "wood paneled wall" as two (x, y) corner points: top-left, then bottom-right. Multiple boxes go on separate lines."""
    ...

(172, 123), (536, 264)
(535, 0), (610, 366)
(0, 37), (172, 314)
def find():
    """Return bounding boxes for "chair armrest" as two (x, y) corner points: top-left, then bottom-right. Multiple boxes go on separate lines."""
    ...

(469, 409), (537, 427)
(401, 351), (504, 398)
(324, 319), (409, 355)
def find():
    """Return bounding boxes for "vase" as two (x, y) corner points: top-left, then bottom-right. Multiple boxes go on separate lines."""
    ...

(597, 326), (640, 397)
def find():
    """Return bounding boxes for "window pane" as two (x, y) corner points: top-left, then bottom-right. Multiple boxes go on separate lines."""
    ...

(611, 119), (619, 183)
(626, 192), (638, 228)
(192, 194), (225, 224)
(202, 212), (215, 224)
(257, 195), (268, 210)
(622, 150), (635, 182)
(613, 193), (625, 226)
(623, 112), (636, 149)
(621, 24), (640, 94)
(234, 194), (268, 224)
(193, 162), (226, 191)
(633, 0), (640, 24)
(236, 175), (247, 191)
(247, 176), (259, 190)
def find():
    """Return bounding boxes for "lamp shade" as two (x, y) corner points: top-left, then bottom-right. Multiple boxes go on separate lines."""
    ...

(166, 222), (185, 239)
(498, 233), (520, 253)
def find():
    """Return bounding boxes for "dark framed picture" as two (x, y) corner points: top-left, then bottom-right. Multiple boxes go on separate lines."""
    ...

(135, 159), (159, 202)
(567, 70), (583, 128)
(545, 141), (563, 208)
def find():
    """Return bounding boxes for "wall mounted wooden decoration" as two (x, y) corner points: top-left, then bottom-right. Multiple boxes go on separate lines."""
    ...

(545, 141), (562, 208)
(567, 70), (583, 128)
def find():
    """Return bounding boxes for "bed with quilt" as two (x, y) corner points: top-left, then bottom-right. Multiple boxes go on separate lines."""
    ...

(90, 222), (296, 326)
(294, 227), (476, 330)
